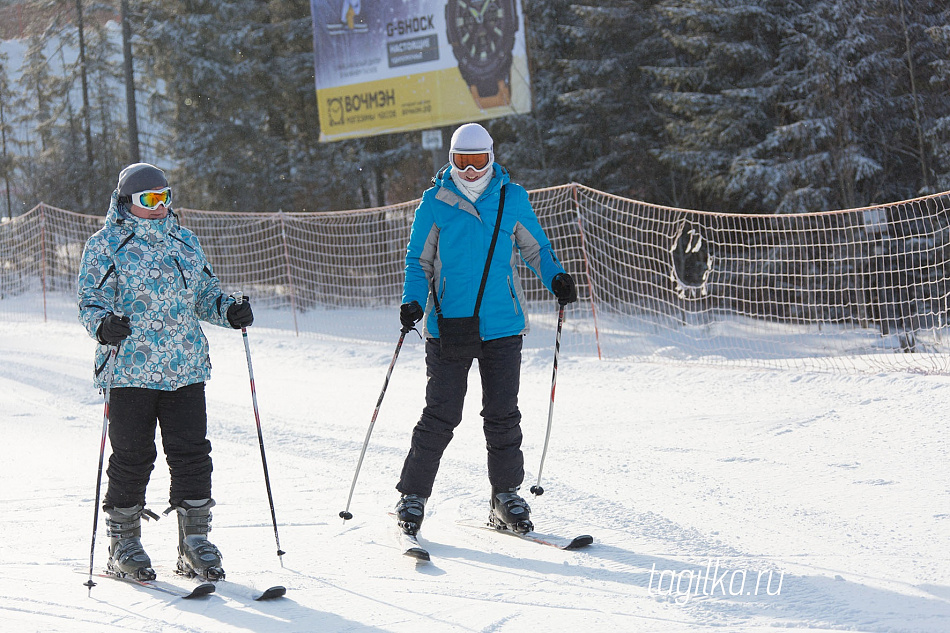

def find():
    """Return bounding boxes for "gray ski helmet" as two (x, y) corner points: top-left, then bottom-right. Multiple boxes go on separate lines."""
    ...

(117, 163), (168, 197)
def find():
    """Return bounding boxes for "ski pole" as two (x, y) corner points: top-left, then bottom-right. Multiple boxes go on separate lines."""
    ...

(234, 293), (286, 563)
(530, 305), (565, 496)
(339, 325), (411, 521)
(84, 343), (120, 594)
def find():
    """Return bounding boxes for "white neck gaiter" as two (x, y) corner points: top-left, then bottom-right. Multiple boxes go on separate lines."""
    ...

(451, 168), (492, 203)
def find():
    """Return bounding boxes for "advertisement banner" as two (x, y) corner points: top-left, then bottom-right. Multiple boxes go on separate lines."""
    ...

(310, 0), (531, 142)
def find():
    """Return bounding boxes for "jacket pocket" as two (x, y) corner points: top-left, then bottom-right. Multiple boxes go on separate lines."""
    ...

(507, 276), (521, 315)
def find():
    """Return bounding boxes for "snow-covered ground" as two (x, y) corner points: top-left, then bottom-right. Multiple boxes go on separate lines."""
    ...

(1, 308), (948, 632)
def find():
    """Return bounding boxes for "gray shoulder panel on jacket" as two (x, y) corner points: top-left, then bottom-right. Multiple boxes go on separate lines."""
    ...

(435, 187), (479, 217)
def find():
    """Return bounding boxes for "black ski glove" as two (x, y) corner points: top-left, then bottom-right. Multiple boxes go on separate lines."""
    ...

(227, 298), (254, 328)
(400, 301), (424, 330)
(551, 273), (578, 306)
(98, 313), (131, 345)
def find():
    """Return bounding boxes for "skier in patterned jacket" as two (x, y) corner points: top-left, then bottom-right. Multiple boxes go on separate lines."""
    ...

(77, 163), (254, 582)
(394, 123), (578, 537)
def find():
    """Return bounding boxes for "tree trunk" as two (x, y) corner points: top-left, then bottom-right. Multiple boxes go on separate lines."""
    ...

(0, 95), (11, 219)
(121, 0), (140, 164)
(75, 0), (94, 168)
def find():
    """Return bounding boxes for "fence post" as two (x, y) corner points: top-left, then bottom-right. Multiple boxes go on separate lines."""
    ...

(277, 211), (299, 336)
(40, 203), (48, 322)
(571, 183), (602, 359)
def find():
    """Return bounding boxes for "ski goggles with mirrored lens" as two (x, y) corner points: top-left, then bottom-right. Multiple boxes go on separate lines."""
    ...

(451, 152), (491, 172)
(130, 187), (172, 210)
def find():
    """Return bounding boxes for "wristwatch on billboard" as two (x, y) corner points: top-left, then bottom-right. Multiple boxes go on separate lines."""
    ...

(444, 0), (518, 109)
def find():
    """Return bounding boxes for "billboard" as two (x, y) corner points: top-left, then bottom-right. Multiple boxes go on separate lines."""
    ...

(310, 0), (531, 142)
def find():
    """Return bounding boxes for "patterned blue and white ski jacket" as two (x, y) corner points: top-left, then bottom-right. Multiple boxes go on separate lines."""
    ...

(403, 164), (565, 341)
(78, 192), (237, 390)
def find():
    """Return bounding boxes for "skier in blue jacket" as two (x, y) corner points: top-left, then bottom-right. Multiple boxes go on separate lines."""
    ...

(395, 123), (577, 536)
(78, 163), (254, 582)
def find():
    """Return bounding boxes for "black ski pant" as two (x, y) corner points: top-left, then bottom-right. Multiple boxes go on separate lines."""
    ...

(103, 382), (213, 510)
(397, 335), (524, 498)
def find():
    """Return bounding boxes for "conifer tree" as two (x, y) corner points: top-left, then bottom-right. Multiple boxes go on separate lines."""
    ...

(503, 1), (668, 200)
(498, 0), (579, 189)
(13, 32), (73, 209)
(648, 0), (786, 212)
(925, 9), (950, 191)
(728, 0), (945, 213)
(136, 0), (426, 211)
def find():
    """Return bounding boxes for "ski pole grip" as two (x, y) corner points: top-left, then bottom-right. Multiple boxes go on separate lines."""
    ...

(231, 291), (244, 305)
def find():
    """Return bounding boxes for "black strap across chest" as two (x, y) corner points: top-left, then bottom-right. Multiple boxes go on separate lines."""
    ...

(433, 184), (507, 318)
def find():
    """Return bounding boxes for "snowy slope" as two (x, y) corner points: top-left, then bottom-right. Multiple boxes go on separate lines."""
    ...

(0, 312), (948, 632)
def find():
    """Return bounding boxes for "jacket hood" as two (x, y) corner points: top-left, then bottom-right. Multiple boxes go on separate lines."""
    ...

(105, 189), (176, 244)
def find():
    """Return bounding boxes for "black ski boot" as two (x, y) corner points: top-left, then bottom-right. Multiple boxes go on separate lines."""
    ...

(489, 487), (533, 534)
(104, 505), (157, 581)
(394, 494), (426, 536)
(172, 499), (225, 580)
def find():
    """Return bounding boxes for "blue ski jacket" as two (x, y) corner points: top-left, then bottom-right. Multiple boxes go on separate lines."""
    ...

(403, 164), (565, 341)
(77, 192), (237, 390)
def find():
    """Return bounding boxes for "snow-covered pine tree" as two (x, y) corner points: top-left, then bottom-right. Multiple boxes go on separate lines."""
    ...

(647, 0), (786, 213)
(497, 0), (579, 189)
(924, 8), (950, 192)
(729, 0), (946, 214)
(138, 0), (283, 211)
(12, 31), (78, 211)
(2, 5), (126, 215)
(137, 0), (426, 212)
(893, 0), (946, 196)
(502, 1), (668, 199)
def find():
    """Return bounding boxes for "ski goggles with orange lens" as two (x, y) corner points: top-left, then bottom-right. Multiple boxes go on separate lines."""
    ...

(451, 152), (491, 172)
(130, 187), (172, 210)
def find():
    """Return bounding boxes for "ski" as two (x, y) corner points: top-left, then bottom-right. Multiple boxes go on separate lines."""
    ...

(90, 571), (215, 599)
(457, 519), (594, 550)
(174, 565), (286, 601)
(212, 579), (287, 601)
(397, 530), (431, 562)
(254, 586), (287, 601)
(388, 511), (431, 561)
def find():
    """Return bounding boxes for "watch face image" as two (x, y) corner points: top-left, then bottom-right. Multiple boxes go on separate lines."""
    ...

(445, 0), (518, 108)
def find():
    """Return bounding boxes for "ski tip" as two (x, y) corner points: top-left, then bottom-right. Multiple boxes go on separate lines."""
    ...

(563, 535), (594, 550)
(255, 586), (287, 600)
(404, 547), (431, 562)
(183, 582), (216, 599)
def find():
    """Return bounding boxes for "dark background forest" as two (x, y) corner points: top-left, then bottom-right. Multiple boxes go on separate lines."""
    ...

(1, 0), (950, 217)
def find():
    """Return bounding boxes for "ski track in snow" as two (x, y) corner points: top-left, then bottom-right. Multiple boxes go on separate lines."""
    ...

(0, 316), (948, 632)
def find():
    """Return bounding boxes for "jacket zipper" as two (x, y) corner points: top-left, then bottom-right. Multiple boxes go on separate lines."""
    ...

(173, 258), (188, 288)
(507, 276), (520, 315)
(95, 232), (134, 288)
(94, 354), (111, 377)
(95, 265), (116, 289)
